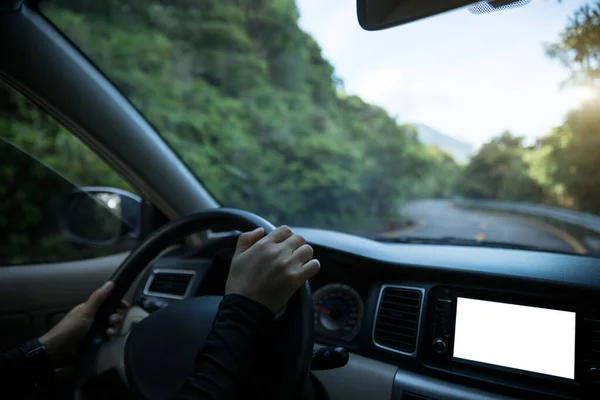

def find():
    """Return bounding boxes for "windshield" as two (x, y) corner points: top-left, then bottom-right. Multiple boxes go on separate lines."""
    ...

(42, 0), (600, 256)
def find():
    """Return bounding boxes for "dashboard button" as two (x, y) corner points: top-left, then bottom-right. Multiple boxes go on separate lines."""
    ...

(432, 338), (448, 354)
(588, 367), (600, 383)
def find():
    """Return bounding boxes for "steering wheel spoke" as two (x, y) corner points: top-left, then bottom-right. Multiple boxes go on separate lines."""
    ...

(95, 333), (128, 385)
(74, 334), (128, 400)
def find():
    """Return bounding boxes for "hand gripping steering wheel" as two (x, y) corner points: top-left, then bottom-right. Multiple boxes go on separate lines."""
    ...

(75, 208), (314, 400)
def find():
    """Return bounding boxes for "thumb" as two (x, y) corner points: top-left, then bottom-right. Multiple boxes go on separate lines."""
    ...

(235, 227), (265, 254)
(84, 281), (114, 315)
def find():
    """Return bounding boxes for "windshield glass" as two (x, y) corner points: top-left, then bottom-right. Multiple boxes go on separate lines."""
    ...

(42, 0), (600, 256)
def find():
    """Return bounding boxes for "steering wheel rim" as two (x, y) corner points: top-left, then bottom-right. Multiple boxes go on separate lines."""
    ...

(76, 208), (314, 400)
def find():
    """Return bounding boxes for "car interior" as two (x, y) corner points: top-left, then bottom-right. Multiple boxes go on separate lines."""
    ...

(1, 0), (600, 399)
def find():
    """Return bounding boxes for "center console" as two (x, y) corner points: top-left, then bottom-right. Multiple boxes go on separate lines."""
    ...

(422, 286), (600, 399)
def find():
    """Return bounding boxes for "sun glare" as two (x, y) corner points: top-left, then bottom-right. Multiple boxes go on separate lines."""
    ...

(565, 86), (597, 104)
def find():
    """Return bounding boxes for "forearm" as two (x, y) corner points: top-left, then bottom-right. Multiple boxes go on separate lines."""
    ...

(173, 294), (275, 400)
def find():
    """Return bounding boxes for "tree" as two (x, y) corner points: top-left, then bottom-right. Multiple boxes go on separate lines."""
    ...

(543, 101), (600, 213)
(1, 0), (463, 241)
(541, 0), (600, 212)
(546, 2), (600, 88)
(458, 132), (545, 202)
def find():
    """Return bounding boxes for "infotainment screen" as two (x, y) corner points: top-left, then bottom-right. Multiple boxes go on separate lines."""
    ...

(453, 297), (576, 379)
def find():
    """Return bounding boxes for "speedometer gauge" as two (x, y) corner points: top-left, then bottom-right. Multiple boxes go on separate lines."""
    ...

(312, 283), (364, 342)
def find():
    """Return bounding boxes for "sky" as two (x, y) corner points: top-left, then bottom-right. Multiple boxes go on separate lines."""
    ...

(296, 0), (591, 149)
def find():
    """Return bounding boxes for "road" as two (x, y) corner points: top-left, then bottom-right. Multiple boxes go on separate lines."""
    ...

(391, 199), (586, 254)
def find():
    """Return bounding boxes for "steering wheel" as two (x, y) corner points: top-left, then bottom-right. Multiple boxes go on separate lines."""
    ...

(75, 208), (314, 400)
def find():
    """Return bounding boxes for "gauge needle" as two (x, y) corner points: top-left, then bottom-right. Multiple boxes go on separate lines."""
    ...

(314, 305), (331, 315)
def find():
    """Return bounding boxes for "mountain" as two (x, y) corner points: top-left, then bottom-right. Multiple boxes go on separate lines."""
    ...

(413, 123), (473, 163)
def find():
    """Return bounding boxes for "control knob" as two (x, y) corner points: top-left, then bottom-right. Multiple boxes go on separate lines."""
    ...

(432, 338), (448, 354)
(588, 367), (600, 383)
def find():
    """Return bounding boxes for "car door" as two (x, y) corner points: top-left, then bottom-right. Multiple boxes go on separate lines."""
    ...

(0, 81), (141, 351)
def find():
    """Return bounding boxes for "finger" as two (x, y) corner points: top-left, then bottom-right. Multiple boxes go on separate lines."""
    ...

(235, 227), (265, 254)
(85, 281), (115, 315)
(108, 313), (122, 326)
(291, 244), (314, 264)
(267, 225), (294, 243)
(119, 299), (131, 310)
(106, 327), (117, 340)
(294, 259), (320, 283)
(283, 234), (305, 251)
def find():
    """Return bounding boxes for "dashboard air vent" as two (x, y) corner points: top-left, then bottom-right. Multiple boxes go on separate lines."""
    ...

(373, 286), (422, 354)
(145, 270), (195, 299)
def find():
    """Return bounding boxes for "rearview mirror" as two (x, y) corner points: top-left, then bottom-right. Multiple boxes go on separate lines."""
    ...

(60, 186), (142, 246)
(357, 0), (527, 31)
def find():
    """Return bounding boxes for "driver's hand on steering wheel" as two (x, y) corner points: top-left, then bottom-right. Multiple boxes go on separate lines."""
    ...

(226, 225), (320, 314)
(38, 281), (129, 368)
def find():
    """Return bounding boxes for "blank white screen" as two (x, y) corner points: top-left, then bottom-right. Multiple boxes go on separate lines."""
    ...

(453, 297), (575, 379)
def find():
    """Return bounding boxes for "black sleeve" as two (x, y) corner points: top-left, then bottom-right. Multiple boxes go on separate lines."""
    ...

(0, 339), (55, 399)
(173, 293), (276, 400)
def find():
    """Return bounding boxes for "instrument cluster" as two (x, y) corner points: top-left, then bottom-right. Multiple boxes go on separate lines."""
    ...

(313, 283), (365, 342)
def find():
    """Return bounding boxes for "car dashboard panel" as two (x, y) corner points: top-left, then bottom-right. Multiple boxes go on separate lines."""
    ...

(131, 229), (600, 400)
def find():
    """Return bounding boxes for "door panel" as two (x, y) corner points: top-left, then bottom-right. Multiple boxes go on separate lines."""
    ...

(0, 253), (127, 350)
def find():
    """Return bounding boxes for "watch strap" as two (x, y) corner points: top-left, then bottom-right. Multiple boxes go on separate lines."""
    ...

(20, 338), (47, 359)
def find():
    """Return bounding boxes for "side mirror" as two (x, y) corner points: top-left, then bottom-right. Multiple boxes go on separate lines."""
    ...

(60, 186), (142, 247)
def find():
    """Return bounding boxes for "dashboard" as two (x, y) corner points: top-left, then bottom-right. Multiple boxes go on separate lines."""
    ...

(131, 228), (600, 400)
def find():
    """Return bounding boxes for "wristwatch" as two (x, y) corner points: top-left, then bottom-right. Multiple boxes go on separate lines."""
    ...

(21, 338), (46, 358)
(19, 338), (49, 368)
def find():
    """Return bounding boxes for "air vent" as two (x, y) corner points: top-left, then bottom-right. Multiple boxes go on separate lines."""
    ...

(373, 286), (423, 355)
(144, 269), (195, 299)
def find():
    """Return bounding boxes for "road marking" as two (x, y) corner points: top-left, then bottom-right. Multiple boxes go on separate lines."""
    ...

(480, 222), (488, 230)
(474, 232), (485, 242)
(379, 219), (427, 238)
(526, 219), (588, 254)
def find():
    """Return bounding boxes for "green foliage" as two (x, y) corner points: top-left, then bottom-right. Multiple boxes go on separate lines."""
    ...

(0, 84), (133, 192)
(457, 0), (600, 212)
(542, 101), (600, 213)
(458, 132), (546, 203)
(0, 0), (454, 238)
(0, 137), (127, 265)
(7, 0), (600, 264)
(546, 2), (600, 87)
(419, 146), (461, 199)
(6, 0), (600, 264)
(539, 0), (600, 213)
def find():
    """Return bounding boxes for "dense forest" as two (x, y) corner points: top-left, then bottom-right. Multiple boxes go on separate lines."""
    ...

(3, 0), (460, 237)
(1, 0), (600, 263)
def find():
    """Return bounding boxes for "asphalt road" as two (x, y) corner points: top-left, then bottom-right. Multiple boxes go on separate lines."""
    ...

(392, 199), (585, 254)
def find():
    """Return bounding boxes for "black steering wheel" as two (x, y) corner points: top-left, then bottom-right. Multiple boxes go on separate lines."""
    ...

(75, 208), (314, 400)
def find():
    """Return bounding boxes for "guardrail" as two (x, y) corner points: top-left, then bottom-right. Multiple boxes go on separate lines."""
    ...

(454, 198), (600, 234)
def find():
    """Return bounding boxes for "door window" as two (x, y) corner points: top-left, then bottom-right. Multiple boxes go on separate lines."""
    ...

(0, 82), (138, 265)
